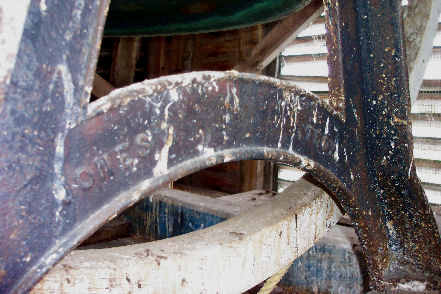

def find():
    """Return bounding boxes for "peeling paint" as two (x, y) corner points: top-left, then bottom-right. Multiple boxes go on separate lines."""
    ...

(152, 126), (174, 176)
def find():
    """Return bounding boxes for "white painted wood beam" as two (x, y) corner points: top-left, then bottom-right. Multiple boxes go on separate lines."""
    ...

(32, 178), (342, 293)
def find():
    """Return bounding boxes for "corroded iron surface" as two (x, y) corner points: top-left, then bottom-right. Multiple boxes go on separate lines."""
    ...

(1, 0), (441, 293)
(325, 0), (441, 291)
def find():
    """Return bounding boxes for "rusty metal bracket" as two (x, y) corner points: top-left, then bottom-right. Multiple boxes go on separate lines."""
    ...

(0, 0), (440, 293)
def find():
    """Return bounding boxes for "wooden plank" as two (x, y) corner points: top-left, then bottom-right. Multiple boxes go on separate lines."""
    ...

(192, 29), (243, 71)
(216, 190), (276, 212)
(32, 178), (342, 294)
(181, 35), (194, 73)
(123, 188), (275, 241)
(234, 0), (323, 73)
(282, 75), (328, 83)
(80, 236), (151, 250)
(172, 183), (229, 198)
(79, 218), (130, 247)
(176, 161), (244, 194)
(181, 167), (242, 194)
(139, 188), (275, 220)
(283, 53), (327, 63)
(239, 160), (265, 192)
(154, 35), (194, 76)
(289, 35), (326, 47)
(145, 37), (167, 79)
(421, 79), (441, 91)
(297, 22), (326, 38)
(110, 37), (141, 87)
(91, 73), (115, 98)
(262, 160), (278, 192)
(239, 25), (263, 62)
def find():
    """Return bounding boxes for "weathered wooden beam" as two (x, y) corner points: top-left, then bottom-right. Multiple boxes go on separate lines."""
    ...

(172, 183), (229, 198)
(147, 188), (274, 220)
(79, 218), (130, 246)
(239, 160), (265, 192)
(145, 37), (167, 79)
(282, 75), (328, 83)
(110, 37), (141, 87)
(92, 73), (115, 98)
(234, 0), (323, 73)
(32, 178), (342, 293)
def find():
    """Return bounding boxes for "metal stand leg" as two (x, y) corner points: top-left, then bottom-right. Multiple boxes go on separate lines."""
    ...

(325, 0), (441, 290)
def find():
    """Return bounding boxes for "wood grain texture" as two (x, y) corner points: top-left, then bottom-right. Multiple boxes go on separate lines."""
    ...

(110, 37), (141, 87)
(32, 179), (342, 293)
(234, 0), (323, 73)
(92, 74), (115, 98)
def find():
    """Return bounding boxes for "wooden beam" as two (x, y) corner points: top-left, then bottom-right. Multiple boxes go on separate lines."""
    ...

(283, 53), (327, 63)
(282, 75), (328, 83)
(92, 73), (115, 98)
(134, 188), (275, 220)
(110, 37), (141, 87)
(79, 218), (130, 246)
(289, 35), (326, 47)
(234, 0), (323, 73)
(240, 160), (265, 192)
(421, 79), (441, 91)
(145, 37), (167, 79)
(32, 178), (342, 293)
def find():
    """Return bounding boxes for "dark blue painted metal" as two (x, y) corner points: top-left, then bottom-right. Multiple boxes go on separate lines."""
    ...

(124, 198), (225, 240)
(280, 240), (366, 293)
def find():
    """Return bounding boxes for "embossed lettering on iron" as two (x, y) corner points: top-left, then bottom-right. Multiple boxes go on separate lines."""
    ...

(63, 75), (343, 214)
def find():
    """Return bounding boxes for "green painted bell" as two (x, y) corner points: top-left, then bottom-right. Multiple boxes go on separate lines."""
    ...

(104, 0), (310, 36)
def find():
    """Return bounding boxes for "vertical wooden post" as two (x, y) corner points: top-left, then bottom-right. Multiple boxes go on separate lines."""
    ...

(146, 37), (166, 79)
(110, 37), (141, 87)
(240, 160), (264, 192)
